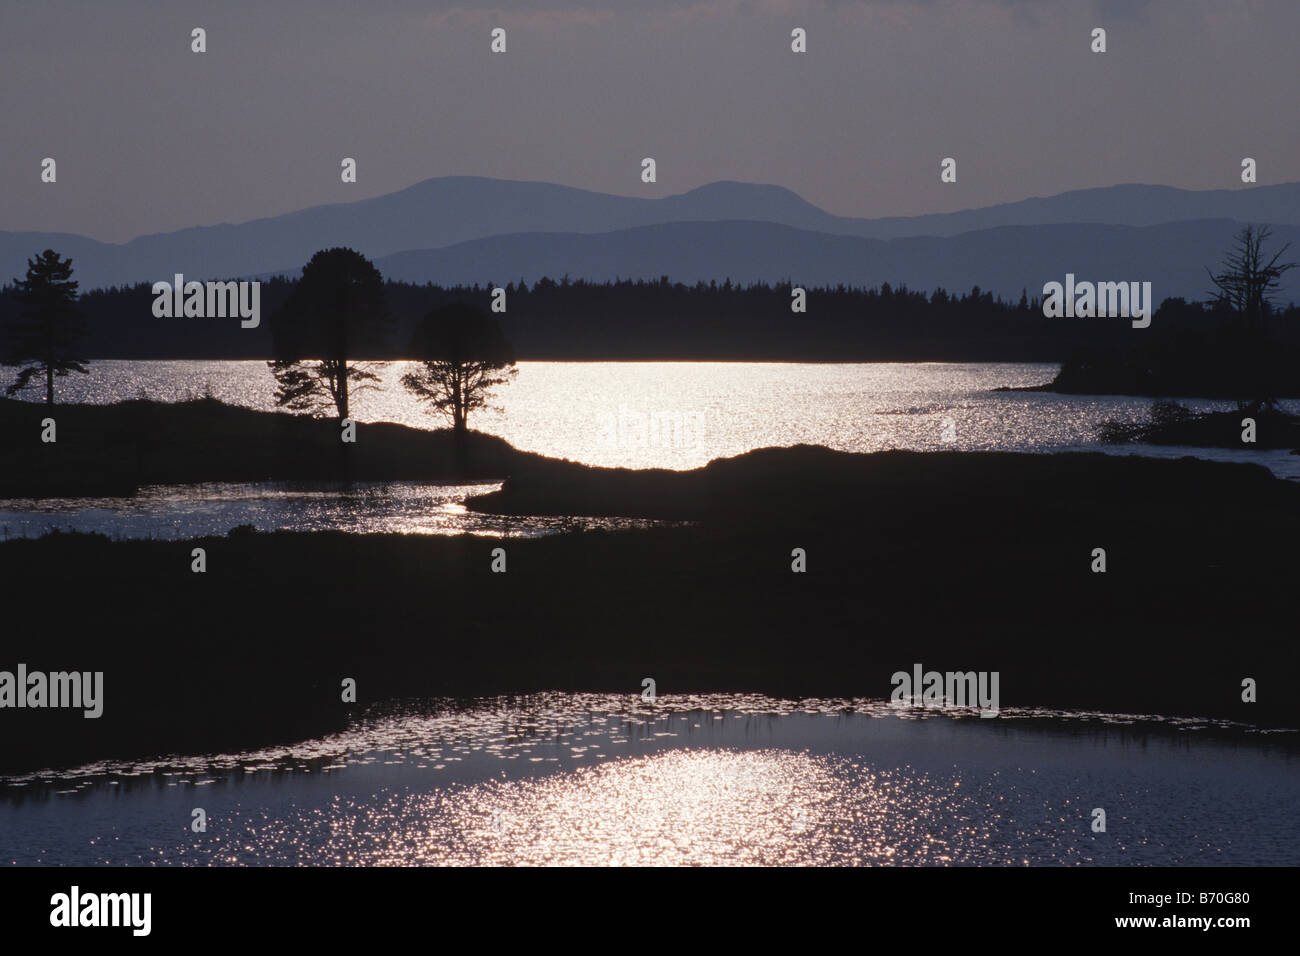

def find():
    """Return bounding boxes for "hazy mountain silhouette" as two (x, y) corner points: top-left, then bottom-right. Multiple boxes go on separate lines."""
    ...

(370, 219), (1300, 305)
(3, 177), (1300, 291)
(859, 183), (1300, 237)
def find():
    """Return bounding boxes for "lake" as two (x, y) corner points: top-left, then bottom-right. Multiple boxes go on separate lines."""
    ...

(3, 363), (1296, 868)
(2, 695), (1295, 866)
(2, 361), (1296, 539)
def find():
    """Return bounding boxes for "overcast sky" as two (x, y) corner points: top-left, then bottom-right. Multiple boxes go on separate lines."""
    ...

(3, 0), (1297, 243)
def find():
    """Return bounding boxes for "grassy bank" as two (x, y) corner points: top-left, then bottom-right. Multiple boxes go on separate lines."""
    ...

(2, 446), (1296, 774)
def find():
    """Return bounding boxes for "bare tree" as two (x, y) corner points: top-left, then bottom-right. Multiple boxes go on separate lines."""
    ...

(1207, 225), (1296, 332)
(1206, 225), (1297, 409)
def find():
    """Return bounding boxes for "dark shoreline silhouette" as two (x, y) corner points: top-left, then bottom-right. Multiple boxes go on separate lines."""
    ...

(2, 441), (1295, 774)
(0, 395), (530, 497)
(1098, 403), (1300, 450)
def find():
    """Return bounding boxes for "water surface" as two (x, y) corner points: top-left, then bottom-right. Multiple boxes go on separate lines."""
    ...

(3, 695), (1295, 866)
(4, 361), (1296, 538)
(5, 360), (1295, 471)
(0, 480), (676, 540)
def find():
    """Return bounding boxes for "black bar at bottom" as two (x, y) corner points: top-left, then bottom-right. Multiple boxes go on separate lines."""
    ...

(0, 865), (1284, 941)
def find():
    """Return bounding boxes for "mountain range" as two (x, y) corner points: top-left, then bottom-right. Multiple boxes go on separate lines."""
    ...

(372, 218), (1300, 304)
(3, 177), (1299, 303)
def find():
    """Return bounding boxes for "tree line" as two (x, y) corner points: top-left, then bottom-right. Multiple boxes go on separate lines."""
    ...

(3, 270), (1165, 364)
(0, 247), (516, 435)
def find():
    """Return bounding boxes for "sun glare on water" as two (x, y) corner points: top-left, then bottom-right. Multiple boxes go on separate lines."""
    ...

(230, 749), (975, 867)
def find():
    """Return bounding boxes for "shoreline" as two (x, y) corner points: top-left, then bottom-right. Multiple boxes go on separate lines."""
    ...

(6, 693), (1292, 788)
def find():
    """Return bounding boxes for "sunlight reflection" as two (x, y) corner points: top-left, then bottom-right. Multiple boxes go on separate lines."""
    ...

(244, 750), (966, 866)
(6, 695), (1292, 866)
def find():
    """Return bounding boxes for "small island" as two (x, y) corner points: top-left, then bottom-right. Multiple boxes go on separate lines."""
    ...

(1002, 226), (1300, 450)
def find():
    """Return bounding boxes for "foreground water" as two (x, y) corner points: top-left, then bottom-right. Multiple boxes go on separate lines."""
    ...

(3, 362), (1297, 539)
(1, 695), (1294, 866)
(0, 481), (678, 540)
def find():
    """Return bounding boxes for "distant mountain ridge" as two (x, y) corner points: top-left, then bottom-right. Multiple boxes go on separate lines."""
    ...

(2, 177), (1299, 291)
(369, 218), (1300, 306)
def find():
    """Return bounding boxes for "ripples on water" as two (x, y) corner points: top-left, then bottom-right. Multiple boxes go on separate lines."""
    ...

(3, 695), (1296, 866)
(6, 360), (1297, 473)
(0, 481), (681, 540)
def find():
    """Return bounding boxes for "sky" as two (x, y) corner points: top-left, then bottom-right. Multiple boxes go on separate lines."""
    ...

(2, 0), (1298, 243)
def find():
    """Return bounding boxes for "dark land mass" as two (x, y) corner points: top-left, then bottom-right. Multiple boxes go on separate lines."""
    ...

(16, 276), (1297, 365)
(0, 396), (532, 498)
(2, 428), (1296, 774)
(1002, 298), (1300, 399)
(1099, 402), (1300, 450)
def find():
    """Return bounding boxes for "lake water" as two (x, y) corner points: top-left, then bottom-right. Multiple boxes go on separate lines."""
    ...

(0, 481), (679, 540)
(7, 359), (1296, 469)
(2, 695), (1295, 866)
(3, 361), (1296, 539)
(5, 365), (1297, 867)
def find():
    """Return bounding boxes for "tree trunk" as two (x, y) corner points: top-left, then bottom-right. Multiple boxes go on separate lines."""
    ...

(452, 371), (463, 435)
(339, 361), (349, 421)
